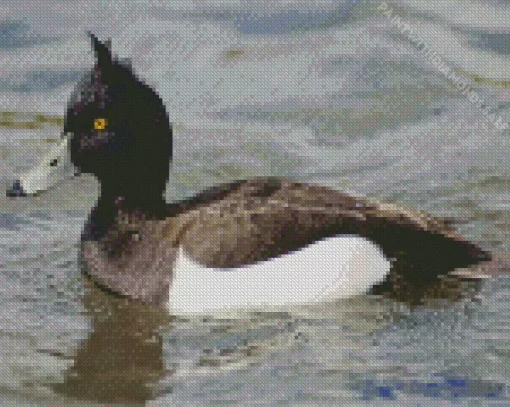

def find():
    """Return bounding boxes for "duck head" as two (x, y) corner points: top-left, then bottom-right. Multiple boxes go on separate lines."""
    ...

(7, 33), (173, 209)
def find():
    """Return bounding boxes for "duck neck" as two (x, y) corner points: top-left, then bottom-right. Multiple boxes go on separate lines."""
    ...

(86, 183), (167, 241)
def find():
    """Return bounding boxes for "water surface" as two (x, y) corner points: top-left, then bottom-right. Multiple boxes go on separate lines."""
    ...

(0, 0), (509, 405)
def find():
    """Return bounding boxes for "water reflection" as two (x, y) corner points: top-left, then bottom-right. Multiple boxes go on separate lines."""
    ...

(53, 278), (172, 404)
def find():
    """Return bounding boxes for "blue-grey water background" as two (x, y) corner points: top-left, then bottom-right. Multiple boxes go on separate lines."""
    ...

(0, 0), (509, 405)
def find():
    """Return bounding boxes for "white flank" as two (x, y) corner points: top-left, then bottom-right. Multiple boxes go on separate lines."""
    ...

(168, 235), (390, 315)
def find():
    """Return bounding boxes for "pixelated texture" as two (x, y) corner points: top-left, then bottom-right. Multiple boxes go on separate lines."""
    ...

(0, 1), (509, 405)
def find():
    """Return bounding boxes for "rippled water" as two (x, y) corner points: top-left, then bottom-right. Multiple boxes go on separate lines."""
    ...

(0, 0), (509, 405)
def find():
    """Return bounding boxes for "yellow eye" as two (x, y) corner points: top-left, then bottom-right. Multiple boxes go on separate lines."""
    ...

(94, 118), (107, 130)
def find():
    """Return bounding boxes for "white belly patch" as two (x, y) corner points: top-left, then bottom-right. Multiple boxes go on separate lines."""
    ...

(168, 235), (390, 315)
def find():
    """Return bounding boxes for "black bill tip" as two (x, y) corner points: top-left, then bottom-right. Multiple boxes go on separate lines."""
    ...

(6, 180), (27, 197)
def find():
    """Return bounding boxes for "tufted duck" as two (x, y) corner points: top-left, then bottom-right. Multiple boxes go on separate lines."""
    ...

(7, 33), (491, 313)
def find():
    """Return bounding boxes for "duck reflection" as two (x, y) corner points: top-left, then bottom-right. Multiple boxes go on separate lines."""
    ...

(53, 277), (172, 405)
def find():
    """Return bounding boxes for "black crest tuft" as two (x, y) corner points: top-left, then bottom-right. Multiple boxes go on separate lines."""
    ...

(88, 32), (112, 69)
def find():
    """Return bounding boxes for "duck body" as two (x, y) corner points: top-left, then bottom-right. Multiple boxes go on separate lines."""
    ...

(9, 33), (491, 313)
(80, 175), (488, 312)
